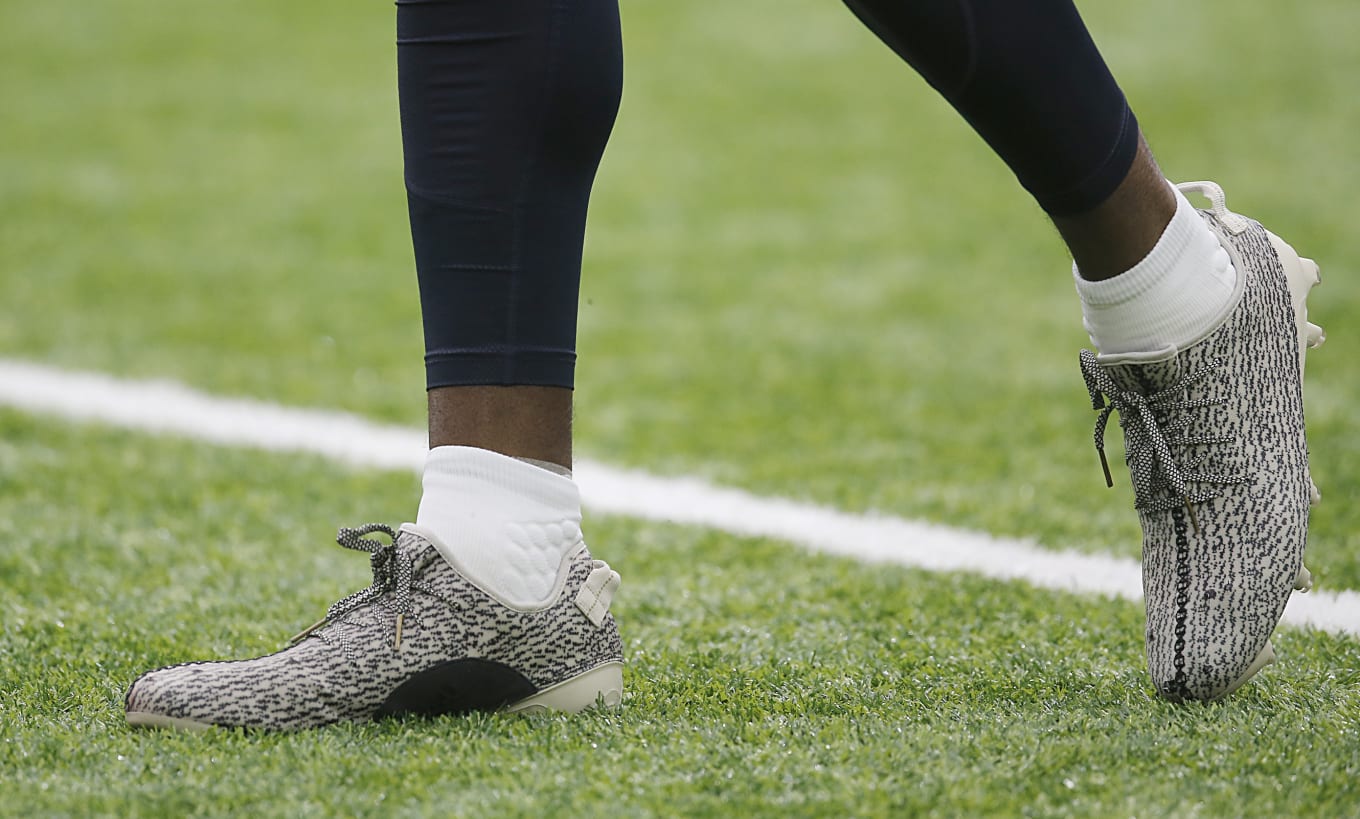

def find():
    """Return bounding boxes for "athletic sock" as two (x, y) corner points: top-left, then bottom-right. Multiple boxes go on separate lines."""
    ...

(414, 446), (584, 608)
(1074, 184), (1238, 355)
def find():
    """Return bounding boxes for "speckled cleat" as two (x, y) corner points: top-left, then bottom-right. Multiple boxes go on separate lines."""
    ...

(1079, 180), (1323, 702)
(125, 523), (623, 730)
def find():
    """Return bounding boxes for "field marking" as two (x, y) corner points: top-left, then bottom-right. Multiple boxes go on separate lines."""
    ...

(2, 358), (1356, 638)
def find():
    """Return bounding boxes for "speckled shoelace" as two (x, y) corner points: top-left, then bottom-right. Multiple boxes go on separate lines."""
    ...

(1079, 350), (1246, 530)
(289, 523), (438, 649)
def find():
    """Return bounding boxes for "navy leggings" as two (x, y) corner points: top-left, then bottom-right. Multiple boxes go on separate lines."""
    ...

(397, 0), (621, 390)
(398, 0), (1136, 390)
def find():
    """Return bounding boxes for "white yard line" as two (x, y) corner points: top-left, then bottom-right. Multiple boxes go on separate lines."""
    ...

(1, 358), (1355, 637)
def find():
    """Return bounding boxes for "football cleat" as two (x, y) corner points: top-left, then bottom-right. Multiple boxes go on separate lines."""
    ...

(126, 523), (623, 730)
(1079, 180), (1322, 701)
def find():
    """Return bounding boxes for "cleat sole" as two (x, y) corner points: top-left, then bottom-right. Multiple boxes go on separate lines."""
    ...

(128, 661), (626, 730)
(504, 662), (624, 715)
(1295, 564), (1313, 593)
(127, 712), (216, 731)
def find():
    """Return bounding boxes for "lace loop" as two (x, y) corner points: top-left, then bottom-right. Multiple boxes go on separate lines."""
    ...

(1079, 350), (1244, 530)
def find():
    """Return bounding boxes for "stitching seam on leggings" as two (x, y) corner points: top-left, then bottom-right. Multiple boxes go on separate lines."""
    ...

(426, 345), (577, 359)
(404, 181), (513, 214)
(957, 0), (980, 94)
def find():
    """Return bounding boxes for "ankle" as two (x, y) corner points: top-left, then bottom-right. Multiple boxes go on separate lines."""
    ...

(1074, 185), (1237, 355)
(427, 385), (573, 469)
(1055, 137), (1176, 281)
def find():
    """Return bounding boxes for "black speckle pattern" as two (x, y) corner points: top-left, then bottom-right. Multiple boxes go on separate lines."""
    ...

(125, 526), (623, 729)
(1082, 209), (1312, 702)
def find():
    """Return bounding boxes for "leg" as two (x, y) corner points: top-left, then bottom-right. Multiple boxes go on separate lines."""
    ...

(427, 386), (573, 467)
(841, 0), (1173, 270)
(399, 0), (621, 468)
(125, 0), (626, 730)
(842, 0), (1238, 355)
(402, 0), (620, 615)
(1051, 137), (1175, 282)
(843, 0), (1323, 700)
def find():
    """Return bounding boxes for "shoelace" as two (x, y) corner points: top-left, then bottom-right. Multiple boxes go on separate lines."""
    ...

(1079, 350), (1245, 531)
(289, 523), (437, 650)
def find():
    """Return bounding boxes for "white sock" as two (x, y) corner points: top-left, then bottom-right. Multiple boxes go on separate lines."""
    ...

(414, 446), (584, 608)
(1074, 184), (1237, 355)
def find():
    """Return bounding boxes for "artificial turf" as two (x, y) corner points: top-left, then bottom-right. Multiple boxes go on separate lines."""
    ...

(2, 0), (1358, 814)
(2, 412), (1358, 816)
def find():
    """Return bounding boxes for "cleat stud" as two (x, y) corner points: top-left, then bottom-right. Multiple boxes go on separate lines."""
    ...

(1295, 565), (1313, 593)
(1301, 258), (1321, 286)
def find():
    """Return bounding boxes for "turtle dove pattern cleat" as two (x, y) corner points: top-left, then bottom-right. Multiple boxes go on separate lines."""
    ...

(125, 523), (624, 730)
(1079, 180), (1324, 702)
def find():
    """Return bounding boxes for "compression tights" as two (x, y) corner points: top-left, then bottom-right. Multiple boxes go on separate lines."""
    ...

(399, 0), (1134, 390)
(397, 0), (621, 390)
(842, 0), (1138, 216)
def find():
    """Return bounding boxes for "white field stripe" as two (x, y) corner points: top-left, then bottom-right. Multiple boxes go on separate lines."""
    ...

(1, 358), (1356, 638)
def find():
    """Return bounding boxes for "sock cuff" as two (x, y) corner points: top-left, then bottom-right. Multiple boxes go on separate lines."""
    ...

(1071, 181), (1238, 355)
(1074, 184), (1199, 307)
(423, 445), (580, 513)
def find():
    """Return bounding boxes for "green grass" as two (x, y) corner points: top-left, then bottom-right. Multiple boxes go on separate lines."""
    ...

(2, 0), (1359, 815)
